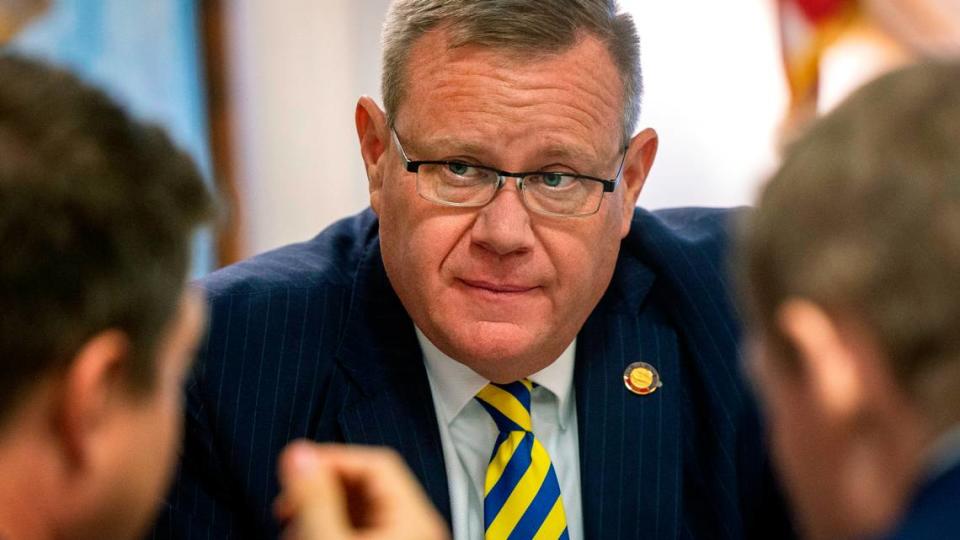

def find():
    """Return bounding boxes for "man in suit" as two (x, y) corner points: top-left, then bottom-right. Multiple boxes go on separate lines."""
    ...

(739, 60), (960, 540)
(156, 1), (794, 538)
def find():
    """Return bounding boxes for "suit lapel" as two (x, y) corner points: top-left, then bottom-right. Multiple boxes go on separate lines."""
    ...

(332, 239), (452, 526)
(576, 254), (683, 540)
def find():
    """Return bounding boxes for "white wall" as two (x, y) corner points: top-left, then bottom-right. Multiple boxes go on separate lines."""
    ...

(228, 0), (389, 256)
(625, 0), (787, 210)
(229, 0), (787, 256)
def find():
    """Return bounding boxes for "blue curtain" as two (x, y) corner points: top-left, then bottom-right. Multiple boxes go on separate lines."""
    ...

(9, 0), (215, 276)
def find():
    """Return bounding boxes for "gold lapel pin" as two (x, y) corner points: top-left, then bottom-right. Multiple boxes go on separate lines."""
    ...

(623, 362), (662, 395)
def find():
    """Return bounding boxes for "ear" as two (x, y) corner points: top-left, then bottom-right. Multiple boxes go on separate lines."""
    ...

(776, 299), (865, 421)
(57, 330), (132, 468)
(356, 96), (390, 215)
(619, 128), (658, 237)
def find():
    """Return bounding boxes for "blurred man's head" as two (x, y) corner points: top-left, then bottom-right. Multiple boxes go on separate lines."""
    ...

(357, 0), (659, 382)
(740, 60), (960, 540)
(0, 55), (212, 539)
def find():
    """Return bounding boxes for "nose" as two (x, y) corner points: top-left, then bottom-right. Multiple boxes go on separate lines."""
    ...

(470, 178), (535, 256)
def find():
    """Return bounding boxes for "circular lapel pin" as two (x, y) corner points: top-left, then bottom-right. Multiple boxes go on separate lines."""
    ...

(623, 362), (662, 395)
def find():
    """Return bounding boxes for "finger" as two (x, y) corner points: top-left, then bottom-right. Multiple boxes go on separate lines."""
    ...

(305, 445), (449, 540)
(276, 441), (352, 540)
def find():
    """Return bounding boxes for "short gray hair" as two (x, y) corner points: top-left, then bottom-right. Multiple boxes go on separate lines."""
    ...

(381, 0), (642, 142)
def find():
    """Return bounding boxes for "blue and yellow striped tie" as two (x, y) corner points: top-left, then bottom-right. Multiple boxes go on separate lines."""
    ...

(475, 379), (569, 540)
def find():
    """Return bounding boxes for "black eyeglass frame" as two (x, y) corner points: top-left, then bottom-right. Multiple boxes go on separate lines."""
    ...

(390, 128), (628, 201)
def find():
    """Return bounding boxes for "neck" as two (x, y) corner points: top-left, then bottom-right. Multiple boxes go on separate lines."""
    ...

(836, 402), (933, 539)
(0, 437), (60, 540)
(0, 393), (69, 540)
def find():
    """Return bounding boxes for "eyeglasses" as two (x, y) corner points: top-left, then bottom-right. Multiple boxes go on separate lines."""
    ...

(390, 128), (626, 217)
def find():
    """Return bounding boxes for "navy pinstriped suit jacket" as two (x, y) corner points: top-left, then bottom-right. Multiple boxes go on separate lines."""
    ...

(151, 207), (795, 539)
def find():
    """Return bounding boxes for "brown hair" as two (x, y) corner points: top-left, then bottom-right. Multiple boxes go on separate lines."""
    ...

(0, 54), (214, 425)
(381, 0), (642, 142)
(739, 60), (960, 430)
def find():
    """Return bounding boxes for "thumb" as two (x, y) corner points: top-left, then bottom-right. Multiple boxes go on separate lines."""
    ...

(277, 441), (351, 540)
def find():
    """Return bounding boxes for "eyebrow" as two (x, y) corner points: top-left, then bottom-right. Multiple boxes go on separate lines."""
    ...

(413, 135), (601, 167)
(413, 136), (488, 158)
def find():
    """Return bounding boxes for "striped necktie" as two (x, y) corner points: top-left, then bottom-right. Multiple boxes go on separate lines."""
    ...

(475, 379), (569, 540)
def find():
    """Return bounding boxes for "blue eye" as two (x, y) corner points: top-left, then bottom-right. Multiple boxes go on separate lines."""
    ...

(447, 162), (471, 176)
(543, 173), (564, 187)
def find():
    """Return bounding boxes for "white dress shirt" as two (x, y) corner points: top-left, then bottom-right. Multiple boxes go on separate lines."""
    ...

(417, 328), (583, 540)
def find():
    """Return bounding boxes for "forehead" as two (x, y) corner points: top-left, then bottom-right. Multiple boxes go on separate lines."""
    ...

(397, 29), (625, 161)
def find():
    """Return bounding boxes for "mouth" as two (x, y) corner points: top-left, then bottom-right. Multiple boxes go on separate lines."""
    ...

(457, 278), (539, 296)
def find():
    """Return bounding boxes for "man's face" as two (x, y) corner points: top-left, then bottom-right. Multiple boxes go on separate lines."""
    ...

(91, 290), (205, 539)
(366, 30), (655, 382)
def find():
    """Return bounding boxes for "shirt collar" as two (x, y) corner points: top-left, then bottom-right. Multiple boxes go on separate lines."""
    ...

(417, 327), (576, 429)
(926, 423), (960, 481)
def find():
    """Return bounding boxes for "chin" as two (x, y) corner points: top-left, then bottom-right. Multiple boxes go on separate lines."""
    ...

(437, 320), (552, 381)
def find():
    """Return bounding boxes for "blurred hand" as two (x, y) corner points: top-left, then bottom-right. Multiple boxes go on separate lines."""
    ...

(275, 441), (449, 540)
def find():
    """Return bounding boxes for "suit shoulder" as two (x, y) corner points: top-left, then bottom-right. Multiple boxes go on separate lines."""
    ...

(625, 206), (745, 275)
(619, 206), (744, 343)
(197, 209), (378, 299)
(640, 206), (744, 248)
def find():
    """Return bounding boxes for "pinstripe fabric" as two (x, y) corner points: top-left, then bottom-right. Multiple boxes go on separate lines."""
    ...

(151, 207), (796, 539)
(475, 381), (569, 540)
(573, 207), (794, 540)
